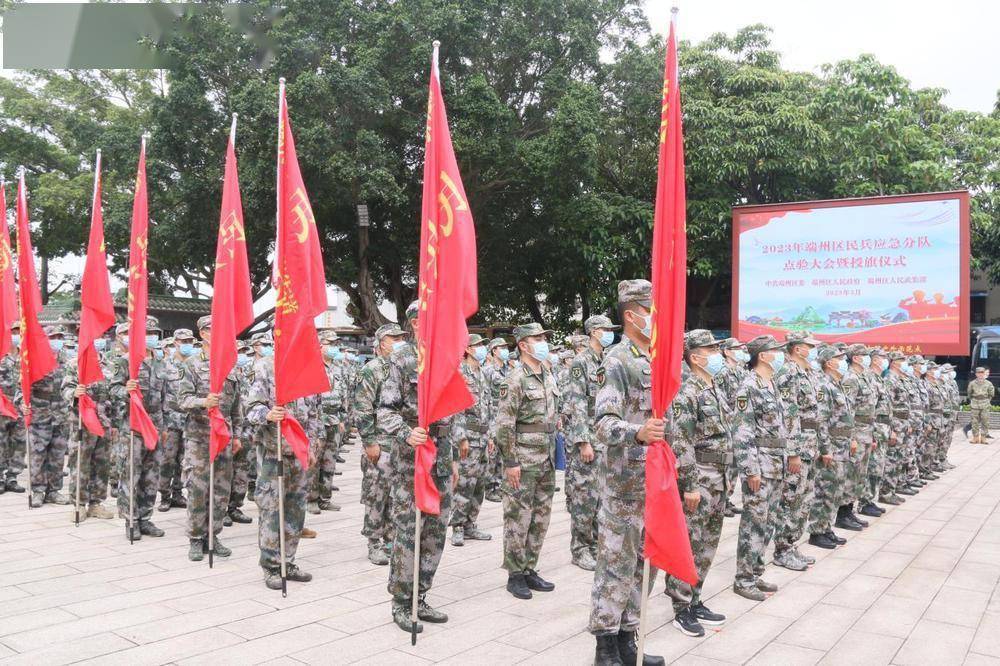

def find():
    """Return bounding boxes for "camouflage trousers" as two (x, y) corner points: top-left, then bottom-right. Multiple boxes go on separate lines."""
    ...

(229, 440), (250, 509)
(565, 450), (601, 560)
(971, 406), (990, 438)
(307, 426), (340, 503)
(774, 457), (815, 553)
(864, 443), (885, 503)
(182, 433), (232, 539)
(117, 432), (161, 522)
(735, 474), (782, 590)
(256, 448), (307, 572)
(0, 416), (26, 480)
(28, 419), (69, 495)
(450, 442), (488, 529)
(666, 464), (726, 613)
(488, 443), (503, 491)
(848, 429), (874, 504)
(387, 460), (452, 604)
(502, 463), (555, 573)
(68, 430), (110, 506)
(360, 448), (393, 543)
(881, 440), (903, 495)
(157, 429), (184, 496)
(588, 494), (658, 635)
(808, 454), (846, 534)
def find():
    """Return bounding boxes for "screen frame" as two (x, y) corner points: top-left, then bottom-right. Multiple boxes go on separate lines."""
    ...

(731, 190), (971, 356)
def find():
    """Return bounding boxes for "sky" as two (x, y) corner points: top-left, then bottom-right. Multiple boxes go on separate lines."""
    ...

(646, 0), (1000, 114)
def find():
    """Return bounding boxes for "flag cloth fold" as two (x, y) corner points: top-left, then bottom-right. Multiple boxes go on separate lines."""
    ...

(78, 152), (115, 387)
(78, 394), (104, 437)
(15, 174), (57, 428)
(280, 415), (310, 470)
(644, 18), (697, 586)
(126, 137), (157, 446)
(413, 45), (479, 514)
(208, 120), (254, 461)
(273, 82), (329, 406)
(0, 182), (17, 360)
(0, 391), (18, 419)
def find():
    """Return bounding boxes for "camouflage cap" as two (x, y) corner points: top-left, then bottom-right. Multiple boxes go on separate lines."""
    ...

(870, 346), (888, 357)
(617, 279), (652, 307)
(907, 355), (923, 365)
(785, 330), (821, 346)
(405, 300), (419, 321)
(513, 322), (553, 342)
(583, 314), (620, 334)
(146, 316), (161, 331)
(746, 334), (785, 357)
(846, 343), (870, 357)
(887, 351), (905, 361)
(926, 361), (938, 369)
(237, 341), (250, 352)
(817, 344), (845, 363)
(834, 342), (848, 352)
(467, 333), (487, 347)
(720, 337), (744, 351)
(684, 329), (719, 351)
(488, 336), (509, 351)
(44, 325), (66, 336)
(570, 334), (590, 347)
(319, 330), (340, 343)
(162, 336), (174, 346)
(115, 322), (130, 335)
(172, 328), (195, 341)
(976, 366), (988, 373)
(251, 332), (274, 345)
(375, 323), (406, 340)
(197, 315), (212, 330)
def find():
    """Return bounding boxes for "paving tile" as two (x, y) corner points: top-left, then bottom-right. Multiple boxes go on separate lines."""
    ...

(894, 618), (975, 666)
(181, 623), (346, 665)
(1, 603), (179, 653)
(776, 602), (863, 651)
(0, 632), (137, 666)
(690, 611), (793, 662)
(747, 641), (824, 665)
(75, 627), (246, 666)
(924, 586), (991, 628)
(819, 630), (902, 665)
(971, 611), (1000, 658)
(436, 640), (535, 665)
(857, 593), (932, 638)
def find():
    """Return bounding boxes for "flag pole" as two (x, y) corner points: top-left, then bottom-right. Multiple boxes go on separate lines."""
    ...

(75, 412), (83, 526)
(128, 431), (135, 543)
(276, 79), (288, 598)
(15, 168), (32, 511)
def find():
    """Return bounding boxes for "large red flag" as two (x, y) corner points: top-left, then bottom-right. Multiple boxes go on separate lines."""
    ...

(645, 16), (697, 585)
(15, 173), (57, 427)
(78, 151), (115, 390)
(126, 137), (158, 450)
(0, 181), (19, 420)
(208, 116), (254, 461)
(273, 79), (329, 468)
(414, 43), (479, 514)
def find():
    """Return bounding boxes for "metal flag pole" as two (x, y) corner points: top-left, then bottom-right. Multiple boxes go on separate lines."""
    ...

(208, 446), (215, 568)
(276, 425), (287, 597)
(14, 168), (32, 511)
(128, 430), (135, 544)
(275, 79), (287, 598)
(411, 505), (421, 645)
(75, 410), (83, 526)
(24, 425), (32, 510)
(636, 557), (651, 666)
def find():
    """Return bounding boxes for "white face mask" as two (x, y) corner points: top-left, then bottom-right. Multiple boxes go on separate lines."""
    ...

(632, 311), (651, 339)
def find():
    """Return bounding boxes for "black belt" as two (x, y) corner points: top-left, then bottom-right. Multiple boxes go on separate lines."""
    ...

(893, 410), (910, 417)
(877, 415), (891, 425)
(516, 422), (556, 434)
(855, 415), (874, 425)
(829, 426), (853, 437)
(801, 418), (819, 430)
(465, 423), (487, 434)
(696, 449), (733, 465)
(429, 423), (451, 438)
(757, 436), (785, 449)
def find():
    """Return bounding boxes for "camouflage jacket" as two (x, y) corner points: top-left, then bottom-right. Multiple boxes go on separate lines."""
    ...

(885, 372), (911, 436)
(715, 363), (749, 410)
(376, 342), (455, 476)
(870, 372), (892, 443)
(732, 370), (798, 479)
(109, 353), (161, 428)
(775, 361), (820, 458)
(594, 339), (650, 499)
(669, 373), (734, 494)
(177, 349), (242, 439)
(452, 360), (489, 446)
(843, 368), (878, 438)
(944, 379), (960, 414)
(61, 361), (114, 432)
(926, 381), (946, 426)
(0, 352), (21, 404)
(817, 372), (855, 459)
(244, 359), (321, 458)
(968, 378), (995, 408)
(482, 361), (507, 441)
(353, 355), (390, 448)
(496, 359), (559, 472)
(563, 347), (603, 451)
(160, 356), (187, 431)
(28, 354), (69, 423)
(320, 359), (346, 427)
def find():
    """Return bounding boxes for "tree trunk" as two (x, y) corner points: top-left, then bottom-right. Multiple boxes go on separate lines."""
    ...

(527, 293), (544, 325)
(40, 255), (49, 305)
(696, 276), (719, 329)
(580, 288), (591, 324)
(352, 222), (390, 333)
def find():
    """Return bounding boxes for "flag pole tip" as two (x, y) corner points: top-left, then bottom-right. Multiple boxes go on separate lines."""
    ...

(96, 148), (102, 157)
(432, 40), (441, 48)
(232, 112), (238, 120)
(279, 77), (286, 84)
(671, 6), (679, 13)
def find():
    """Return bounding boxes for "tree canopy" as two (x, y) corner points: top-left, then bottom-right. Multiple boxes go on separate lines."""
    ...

(1, 1), (997, 332)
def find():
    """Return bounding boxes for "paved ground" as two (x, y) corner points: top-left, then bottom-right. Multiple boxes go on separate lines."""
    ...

(1, 434), (999, 665)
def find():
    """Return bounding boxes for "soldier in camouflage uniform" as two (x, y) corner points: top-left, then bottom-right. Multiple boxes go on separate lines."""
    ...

(665, 329), (732, 638)
(880, 351), (910, 505)
(63, 351), (116, 521)
(0, 326), (26, 494)
(859, 347), (892, 516)
(588, 280), (665, 666)
(771, 331), (823, 572)
(897, 357), (923, 495)
(377, 301), (455, 633)
(354, 323), (403, 565)
(246, 334), (317, 590)
(449, 334), (493, 547)
(310, 330), (345, 513)
(837, 344), (877, 531)
(482, 337), (510, 503)
(922, 363), (947, 477)
(731, 335), (799, 601)
(497, 321), (560, 602)
(222, 335), (254, 528)
(939, 364), (960, 467)
(909, 356), (932, 485)
(157, 333), (190, 512)
(967, 367), (994, 443)
(110, 320), (165, 539)
(562, 314), (619, 571)
(26, 327), (72, 507)
(717, 337), (749, 517)
(178, 316), (242, 560)
(807, 345), (856, 549)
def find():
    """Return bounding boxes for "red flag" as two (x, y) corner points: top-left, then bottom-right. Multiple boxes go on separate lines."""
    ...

(0, 391), (17, 419)
(280, 415), (310, 470)
(413, 43), (479, 514)
(273, 80), (329, 406)
(0, 181), (19, 419)
(15, 173), (57, 427)
(78, 150), (115, 387)
(644, 16), (697, 585)
(208, 116), (254, 461)
(126, 136), (158, 447)
(78, 394), (105, 437)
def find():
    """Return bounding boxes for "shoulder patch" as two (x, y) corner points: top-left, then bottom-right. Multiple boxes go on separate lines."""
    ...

(382, 363), (390, 380)
(596, 367), (606, 386)
(499, 382), (508, 399)
(780, 385), (791, 399)
(673, 402), (683, 417)
(736, 395), (748, 411)
(571, 366), (583, 380)
(817, 387), (826, 402)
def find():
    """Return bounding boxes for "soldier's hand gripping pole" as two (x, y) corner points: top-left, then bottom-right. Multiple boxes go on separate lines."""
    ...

(277, 426), (287, 597)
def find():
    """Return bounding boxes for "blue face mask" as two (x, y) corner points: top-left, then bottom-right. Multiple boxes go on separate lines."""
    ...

(635, 313), (652, 339)
(473, 346), (487, 363)
(768, 352), (785, 373)
(237, 353), (250, 368)
(598, 330), (615, 348)
(391, 340), (406, 354)
(859, 356), (871, 369)
(119, 338), (129, 350)
(259, 345), (274, 358)
(11, 334), (20, 347)
(333, 350), (344, 361)
(807, 347), (818, 362)
(154, 349), (164, 360)
(325, 346), (338, 359)
(498, 348), (510, 362)
(146, 335), (158, 347)
(530, 340), (549, 362)
(810, 360), (820, 371)
(179, 343), (196, 358)
(50, 339), (64, 352)
(94, 338), (106, 351)
(837, 359), (849, 375)
(704, 352), (725, 377)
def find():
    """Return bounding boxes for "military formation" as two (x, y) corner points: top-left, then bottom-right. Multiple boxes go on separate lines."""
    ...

(0, 283), (977, 660)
